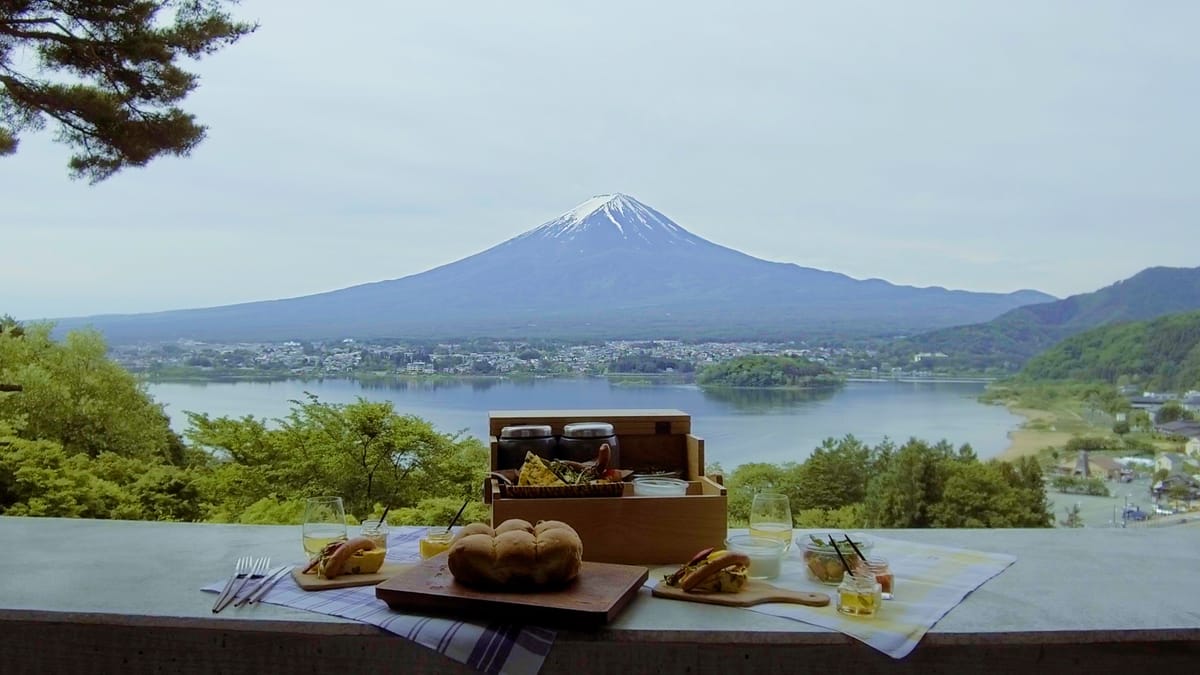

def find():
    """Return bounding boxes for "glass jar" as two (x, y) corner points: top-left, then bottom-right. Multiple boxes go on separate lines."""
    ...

(419, 529), (454, 559)
(360, 519), (389, 553)
(866, 556), (894, 599)
(497, 424), (555, 469)
(558, 421), (620, 466)
(836, 569), (881, 617)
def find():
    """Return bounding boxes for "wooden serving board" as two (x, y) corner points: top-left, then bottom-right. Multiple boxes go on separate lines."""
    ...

(652, 579), (831, 608)
(292, 562), (414, 591)
(375, 556), (648, 627)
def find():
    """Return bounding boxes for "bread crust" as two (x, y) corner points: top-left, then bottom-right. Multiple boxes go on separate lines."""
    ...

(447, 519), (582, 588)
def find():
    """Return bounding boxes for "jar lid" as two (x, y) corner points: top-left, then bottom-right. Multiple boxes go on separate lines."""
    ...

(562, 422), (615, 438)
(500, 424), (552, 439)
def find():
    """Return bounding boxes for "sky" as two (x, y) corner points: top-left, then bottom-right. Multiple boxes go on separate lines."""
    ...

(3, 1), (1198, 320)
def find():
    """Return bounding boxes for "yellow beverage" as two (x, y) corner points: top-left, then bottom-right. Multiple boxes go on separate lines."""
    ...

(303, 534), (346, 558)
(749, 522), (793, 551)
(419, 530), (454, 559)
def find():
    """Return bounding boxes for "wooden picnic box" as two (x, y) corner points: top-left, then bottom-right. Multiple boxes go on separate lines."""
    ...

(484, 409), (727, 565)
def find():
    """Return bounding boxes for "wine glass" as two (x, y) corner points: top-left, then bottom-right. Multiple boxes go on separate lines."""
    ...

(749, 492), (793, 551)
(302, 496), (347, 558)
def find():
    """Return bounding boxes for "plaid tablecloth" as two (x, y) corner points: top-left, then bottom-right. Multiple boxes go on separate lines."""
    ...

(202, 526), (554, 675)
(651, 532), (1015, 659)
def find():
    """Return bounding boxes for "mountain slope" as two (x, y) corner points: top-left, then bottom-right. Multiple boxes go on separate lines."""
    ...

(52, 194), (1054, 344)
(898, 266), (1200, 370)
(1019, 310), (1200, 390)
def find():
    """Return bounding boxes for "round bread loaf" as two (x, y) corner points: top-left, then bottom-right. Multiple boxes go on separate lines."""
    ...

(447, 519), (583, 588)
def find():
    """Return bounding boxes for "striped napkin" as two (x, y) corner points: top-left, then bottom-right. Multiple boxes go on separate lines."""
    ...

(653, 533), (1015, 659)
(202, 526), (554, 675)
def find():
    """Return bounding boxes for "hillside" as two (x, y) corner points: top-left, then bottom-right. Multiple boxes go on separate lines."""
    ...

(52, 194), (1053, 344)
(895, 266), (1200, 372)
(1019, 310), (1200, 390)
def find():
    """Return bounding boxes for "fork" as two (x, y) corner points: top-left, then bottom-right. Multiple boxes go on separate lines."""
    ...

(215, 557), (270, 614)
(211, 556), (250, 613)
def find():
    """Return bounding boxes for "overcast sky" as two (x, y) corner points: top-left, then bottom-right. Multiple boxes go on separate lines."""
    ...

(4, 1), (1198, 321)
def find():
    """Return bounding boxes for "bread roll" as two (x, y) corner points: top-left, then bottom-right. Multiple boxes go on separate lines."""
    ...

(447, 519), (583, 588)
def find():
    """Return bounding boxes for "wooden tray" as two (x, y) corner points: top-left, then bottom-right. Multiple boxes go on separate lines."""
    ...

(292, 562), (413, 591)
(652, 579), (830, 608)
(498, 482), (624, 498)
(375, 555), (648, 627)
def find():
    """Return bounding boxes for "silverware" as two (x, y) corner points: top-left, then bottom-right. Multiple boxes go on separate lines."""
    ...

(236, 565), (291, 607)
(211, 556), (250, 613)
(214, 557), (270, 614)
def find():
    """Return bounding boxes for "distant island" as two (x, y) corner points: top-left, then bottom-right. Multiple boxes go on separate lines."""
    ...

(696, 354), (842, 389)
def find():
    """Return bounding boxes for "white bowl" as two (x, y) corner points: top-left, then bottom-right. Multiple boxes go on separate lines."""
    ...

(632, 477), (689, 496)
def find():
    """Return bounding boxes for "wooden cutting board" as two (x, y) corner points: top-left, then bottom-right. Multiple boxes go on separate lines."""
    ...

(375, 556), (648, 627)
(292, 562), (414, 591)
(652, 579), (831, 608)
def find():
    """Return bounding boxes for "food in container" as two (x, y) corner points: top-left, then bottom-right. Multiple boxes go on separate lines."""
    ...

(866, 556), (894, 599)
(497, 424), (555, 469)
(724, 534), (786, 580)
(559, 421), (621, 467)
(800, 533), (874, 585)
(632, 476), (689, 496)
(419, 529), (454, 559)
(836, 567), (881, 617)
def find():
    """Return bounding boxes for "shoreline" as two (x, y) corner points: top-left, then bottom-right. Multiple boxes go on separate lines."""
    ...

(996, 406), (1073, 461)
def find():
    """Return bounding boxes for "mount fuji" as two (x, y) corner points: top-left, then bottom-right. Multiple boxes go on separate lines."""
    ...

(55, 194), (1054, 343)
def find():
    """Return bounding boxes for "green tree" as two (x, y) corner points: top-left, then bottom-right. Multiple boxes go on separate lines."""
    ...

(1, 1), (256, 181)
(187, 394), (489, 522)
(1155, 400), (1195, 424)
(792, 436), (872, 511)
(0, 323), (183, 462)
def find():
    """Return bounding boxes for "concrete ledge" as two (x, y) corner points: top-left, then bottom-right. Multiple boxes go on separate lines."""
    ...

(2, 517), (1198, 673)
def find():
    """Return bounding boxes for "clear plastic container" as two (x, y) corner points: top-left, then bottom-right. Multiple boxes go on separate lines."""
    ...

(632, 476), (689, 496)
(724, 534), (786, 580)
(866, 556), (894, 599)
(800, 532), (874, 585)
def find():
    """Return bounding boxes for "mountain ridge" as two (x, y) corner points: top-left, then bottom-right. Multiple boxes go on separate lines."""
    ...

(896, 266), (1200, 371)
(50, 194), (1055, 344)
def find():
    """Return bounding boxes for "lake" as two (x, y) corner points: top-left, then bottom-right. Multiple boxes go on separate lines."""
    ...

(146, 378), (1021, 468)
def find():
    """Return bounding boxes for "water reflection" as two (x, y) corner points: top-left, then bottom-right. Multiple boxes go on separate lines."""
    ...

(699, 385), (838, 412)
(355, 376), (505, 393)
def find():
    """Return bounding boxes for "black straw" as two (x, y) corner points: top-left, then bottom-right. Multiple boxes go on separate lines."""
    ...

(446, 497), (470, 533)
(829, 534), (855, 578)
(843, 534), (867, 563)
(378, 504), (392, 525)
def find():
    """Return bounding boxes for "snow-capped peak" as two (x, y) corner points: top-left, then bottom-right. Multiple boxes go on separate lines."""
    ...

(516, 193), (700, 248)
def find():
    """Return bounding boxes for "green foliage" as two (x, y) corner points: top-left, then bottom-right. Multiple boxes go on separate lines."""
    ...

(607, 354), (694, 374)
(896, 267), (1200, 373)
(1113, 420), (1131, 435)
(1050, 475), (1111, 496)
(389, 496), (490, 528)
(726, 436), (1051, 529)
(0, 323), (183, 462)
(697, 355), (838, 388)
(1155, 400), (1196, 424)
(1020, 310), (1200, 391)
(1065, 435), (1118, 453)
(0, 1), (256, 181)
(188, 394), (490, 522)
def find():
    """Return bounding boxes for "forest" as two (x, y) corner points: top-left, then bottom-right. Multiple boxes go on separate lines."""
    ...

(1, 319), (1050, 529)
(697, 354), (841, 388)
(1019, 310), (1200, 391)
